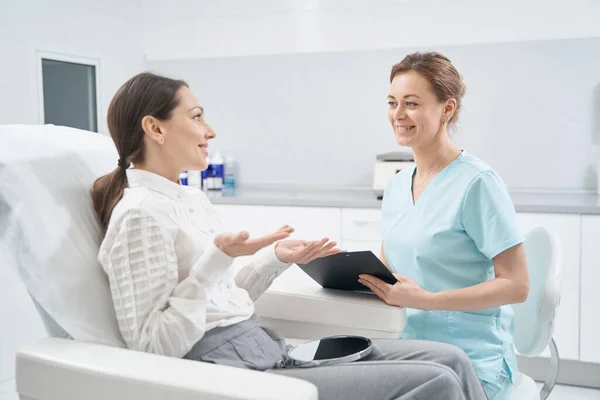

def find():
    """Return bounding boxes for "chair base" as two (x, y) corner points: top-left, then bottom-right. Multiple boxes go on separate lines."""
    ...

(513, 338), (560, 400)
(512, 373), (538, 400)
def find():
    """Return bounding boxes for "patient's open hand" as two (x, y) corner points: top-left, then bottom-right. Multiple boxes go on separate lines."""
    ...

(215, 225), (294, 257)
(275, 238), (341, 264)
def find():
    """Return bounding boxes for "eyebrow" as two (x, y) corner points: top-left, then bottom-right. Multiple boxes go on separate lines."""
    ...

(189, 106), (204, 113)
(387, 94), (420, 99)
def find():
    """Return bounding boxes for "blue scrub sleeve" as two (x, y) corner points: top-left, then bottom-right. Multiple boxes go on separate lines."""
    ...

(461, 170), (524, 259)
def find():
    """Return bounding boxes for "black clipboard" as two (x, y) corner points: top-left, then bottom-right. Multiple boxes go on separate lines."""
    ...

(297, 251), (397, 293)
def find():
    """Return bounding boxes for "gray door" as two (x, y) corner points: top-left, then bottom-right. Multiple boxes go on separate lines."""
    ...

(41, 59), (98, 132)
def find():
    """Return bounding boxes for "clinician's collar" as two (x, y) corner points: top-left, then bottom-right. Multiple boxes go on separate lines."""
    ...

(126, 168), (191, 201)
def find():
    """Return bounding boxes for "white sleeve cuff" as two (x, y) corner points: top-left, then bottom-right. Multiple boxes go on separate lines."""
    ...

(255, 243), (292, 277)
(193, 243), (235, 285)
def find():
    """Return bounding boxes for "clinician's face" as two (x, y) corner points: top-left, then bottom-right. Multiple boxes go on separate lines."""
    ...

(387, 70), (449, 148)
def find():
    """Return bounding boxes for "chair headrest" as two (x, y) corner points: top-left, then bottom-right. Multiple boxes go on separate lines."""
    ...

(513, 226), (561, 357)
(0, 124), (125, 347)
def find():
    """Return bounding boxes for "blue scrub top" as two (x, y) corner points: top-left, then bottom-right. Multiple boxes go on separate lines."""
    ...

(380, 150), (523, 387)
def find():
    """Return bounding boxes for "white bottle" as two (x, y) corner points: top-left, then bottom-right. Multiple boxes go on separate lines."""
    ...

(187, 170), (201, 188)
(202, 156), (211, 191)
(224, 156), (236, 190)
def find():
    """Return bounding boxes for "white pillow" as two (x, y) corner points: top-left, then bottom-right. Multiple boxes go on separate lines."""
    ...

(0, 124), (125, 347)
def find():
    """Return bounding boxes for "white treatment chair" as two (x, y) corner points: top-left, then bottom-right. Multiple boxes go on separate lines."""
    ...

(511, 227), (562, 400)
(0, 124), (405, 400)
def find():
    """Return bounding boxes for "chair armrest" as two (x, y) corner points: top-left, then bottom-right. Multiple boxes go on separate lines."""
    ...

(16, 338), (318, 400)
(255, 265), (405, 340)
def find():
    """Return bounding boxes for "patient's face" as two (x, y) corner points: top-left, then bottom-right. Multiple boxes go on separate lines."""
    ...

(387, 71), (447, 148)
(160, 86), (215, 172)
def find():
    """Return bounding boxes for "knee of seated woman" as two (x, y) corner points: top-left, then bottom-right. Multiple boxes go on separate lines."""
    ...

(429, 366), (464, 394)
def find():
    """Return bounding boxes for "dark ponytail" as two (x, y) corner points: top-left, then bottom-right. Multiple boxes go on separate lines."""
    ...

(91, 72), (188, 232)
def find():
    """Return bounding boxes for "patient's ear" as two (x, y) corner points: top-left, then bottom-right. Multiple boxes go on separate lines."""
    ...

(141, 115), (164, 145)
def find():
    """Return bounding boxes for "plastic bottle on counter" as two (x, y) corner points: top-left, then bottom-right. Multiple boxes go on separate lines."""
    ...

(187, 170), (201, 188)
(224, 156), (236, 191)
(202, 156), (211, 191)
(179, 171), (188, 186)
(209, 151), (224, 191)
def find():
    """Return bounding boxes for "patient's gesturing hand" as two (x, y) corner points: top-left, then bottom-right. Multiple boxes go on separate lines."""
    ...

(215, 225), (294, 257)
(275, 238), (341, 264)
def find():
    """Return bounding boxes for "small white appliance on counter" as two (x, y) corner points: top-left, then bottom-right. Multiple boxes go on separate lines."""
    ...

(373, 151), (415, 199)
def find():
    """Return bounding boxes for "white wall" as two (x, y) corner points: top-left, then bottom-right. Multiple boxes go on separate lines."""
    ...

(141, 0), (600, 190)
(143, 0), (600, 60)
(147, 38), (600, 190)
(0, 0), (146, 134)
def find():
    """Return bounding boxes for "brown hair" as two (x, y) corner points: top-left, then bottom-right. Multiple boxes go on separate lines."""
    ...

(91, 72), (188, 232)
(390, 51), (466, 126)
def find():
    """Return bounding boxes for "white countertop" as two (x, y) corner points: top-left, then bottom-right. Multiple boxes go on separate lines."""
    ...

(206, 186), (600, 214)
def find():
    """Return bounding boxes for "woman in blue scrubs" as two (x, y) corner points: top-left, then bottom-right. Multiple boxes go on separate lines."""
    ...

(358, 52), (530, 400)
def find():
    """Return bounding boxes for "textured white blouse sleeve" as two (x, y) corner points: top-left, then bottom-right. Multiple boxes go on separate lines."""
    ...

(234, 246), (292, 302)
(98, 208), (233, 358)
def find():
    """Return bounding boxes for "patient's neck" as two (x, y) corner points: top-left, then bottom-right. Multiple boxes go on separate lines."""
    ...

(134, 159), (181, 184)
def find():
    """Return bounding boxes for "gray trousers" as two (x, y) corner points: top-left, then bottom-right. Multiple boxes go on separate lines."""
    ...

(184, 315), (486, 400)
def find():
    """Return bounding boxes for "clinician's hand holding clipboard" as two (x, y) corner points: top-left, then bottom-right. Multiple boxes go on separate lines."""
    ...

(296, 250), (397, 293)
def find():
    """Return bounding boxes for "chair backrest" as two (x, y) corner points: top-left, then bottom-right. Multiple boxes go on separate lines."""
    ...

(0, 124), (125, 348)
(513, 226), (562, 357)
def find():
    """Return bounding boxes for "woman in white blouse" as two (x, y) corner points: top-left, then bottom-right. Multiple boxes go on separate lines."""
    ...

(91, 72), (486, 400)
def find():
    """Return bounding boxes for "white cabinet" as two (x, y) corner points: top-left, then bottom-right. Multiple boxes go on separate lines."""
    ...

(212, 204), (271, 270)
(341, 208), (382, 241)
(213, 204), (269, 236)
(264, 206), (341, 245)
(340, 208), (382, 254)
(341, 240), (382, 255)
(580, 215), (600, 363)
(213, 204), (342, 246)
(516, 213), (581, 360)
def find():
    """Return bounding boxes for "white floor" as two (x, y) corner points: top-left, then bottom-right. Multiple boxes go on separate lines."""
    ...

(533, 383), (600, 399)
(2, 378), (599, 399)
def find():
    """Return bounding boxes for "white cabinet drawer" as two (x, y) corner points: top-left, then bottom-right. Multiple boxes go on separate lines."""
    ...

(213, 204), (269, 236)
(211, 204), (270, 271)
(341, 208), (382, 241)
(516, 213), (581, 360)
(264, 206), (342, 245)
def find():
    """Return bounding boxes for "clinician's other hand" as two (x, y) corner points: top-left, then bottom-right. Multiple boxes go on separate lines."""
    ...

(215, 225), (294, 258)
(358, 273), (432, 310)
(275, 238), (341, 264)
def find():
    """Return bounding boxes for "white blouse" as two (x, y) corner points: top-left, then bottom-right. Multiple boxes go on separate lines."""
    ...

(98, 169), (291, 358)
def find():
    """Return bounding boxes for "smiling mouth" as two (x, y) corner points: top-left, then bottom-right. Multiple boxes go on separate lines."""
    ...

(396, 125), (415, 132)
